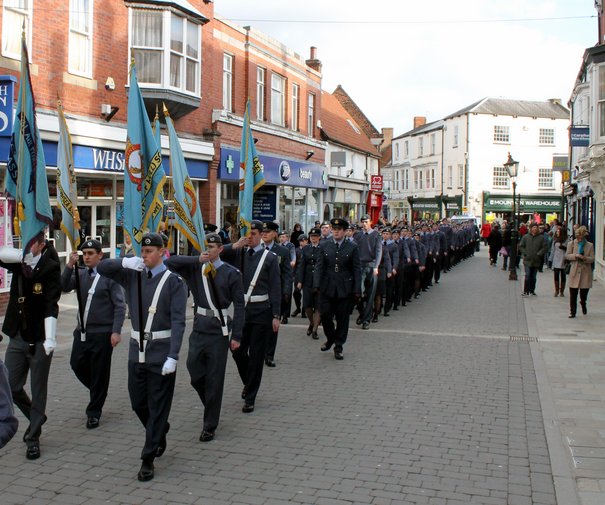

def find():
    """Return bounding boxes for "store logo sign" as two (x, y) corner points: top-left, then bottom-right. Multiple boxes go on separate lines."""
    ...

(279, 160), (291, 181)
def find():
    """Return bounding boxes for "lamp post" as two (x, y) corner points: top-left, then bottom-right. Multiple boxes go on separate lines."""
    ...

(504, 153), (519, 281)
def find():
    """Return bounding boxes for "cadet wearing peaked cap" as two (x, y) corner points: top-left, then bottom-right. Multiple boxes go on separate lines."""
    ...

(204, 223), (218, 233)
(330, 217), (349, 229)
(61, 237), (126, 430)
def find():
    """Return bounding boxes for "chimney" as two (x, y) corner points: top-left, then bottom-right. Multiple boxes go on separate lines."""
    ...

(548, 98), (561, 106)
(306, 46), (322, 72)
(413, 116), (426, 129)
(381, 127), (393, 145)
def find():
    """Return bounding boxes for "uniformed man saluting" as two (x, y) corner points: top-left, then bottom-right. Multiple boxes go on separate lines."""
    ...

(61, 239), (126, 430)
(314, 218), (361, 360)
(0, 233), (61, 460)
(97, 232), (187, 482)
(165, 233), (244, 442)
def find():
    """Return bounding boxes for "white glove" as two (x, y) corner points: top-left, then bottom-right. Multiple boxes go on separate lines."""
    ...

(161, 357), (177, 375)
(122, 256), (145, 271)
(23, 252), (41, 269)
(0, 246), (23, 263)
(43, 317), (57, 355)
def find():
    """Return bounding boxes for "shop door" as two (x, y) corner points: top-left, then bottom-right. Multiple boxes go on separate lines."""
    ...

(78, 203), (114, 256)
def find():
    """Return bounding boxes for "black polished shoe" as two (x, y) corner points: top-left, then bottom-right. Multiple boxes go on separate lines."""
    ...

(383, 312), (390, 317)
(334, 351), (343, 360)
(86, 417), (100, 429)
(362, 322), (370, 330)
(281, 316), (288, 324)
(392, 306), (399, 311)
(156, 423), (170, 457)
(242, 403), (255, 413)
(311, 331), (319, 340)
(355, 316), (362, 325)
(241, 386), (248, 399)
(264, 358), (276, 367)
(291, 309), (301, 317)
(371, 315), (378, 323)
(320, 341), (333, 352)
(581, 302), (587, 315)
(137, 459), (154, 481)
(568, 314), (576, 318)
(26, 443), (40, 460)
(199, 430), (215, 442)
(306, 324), (313, 336)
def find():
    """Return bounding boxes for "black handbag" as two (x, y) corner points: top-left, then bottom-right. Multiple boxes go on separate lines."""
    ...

(564, 261), (571, 275)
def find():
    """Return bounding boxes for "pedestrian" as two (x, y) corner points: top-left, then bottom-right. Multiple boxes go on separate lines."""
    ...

(296, 229), (322, 338)
(220, 220), (281, 413)
(501, 223), (512, 270)
(566, 226), (594, 318)
(487, 224), (502, 266)
(97, 232), (187, 482)
(519, 223), (546, 297)
(314, 218), (361, 360)
(61, 239), (126, 429)
(550, 227), (569, 297)
(0, 233), (61, 460)
(219, 222), (232, 244)
(165, 233), (244, 442)
(290, 223), (304, 245)
(480, 221), (492, 246)
(354, 214), (382, 330)
(0, 358), (18, 449)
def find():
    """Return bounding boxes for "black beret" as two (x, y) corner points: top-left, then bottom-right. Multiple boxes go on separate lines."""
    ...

(309, 228), (321, 236)
(141, 232), (163, 248)
(278, 230), (288, 236)
(250, 220), (263, 231)
(330, 218), (349, 229)
(262, 221), (279, 232)
(360, 214), (371, 221)
(321, 220), (330, 226)
(298, 234), (308, 242)
(382, 227), (391, 233)
(205, 233), (222, 245)
(204, 223), (218, 232)
(80, 239), (102, 252)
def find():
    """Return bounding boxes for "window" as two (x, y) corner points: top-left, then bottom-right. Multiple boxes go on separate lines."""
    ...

(600, 66), (605, 137)
(291, 83), (299, 131)
(538, 168), (554, 188)
(425, 169), (430, 189)
(453, 126), (459, 147)
(2, 0), (32, 59)
(492, 166), (510, 188)
(395, 143), (400, 161)
(256, 67), (265, 120)
(493, 125), (510, 143)
(131, 9), (201, 95)
(271, 73), (285, 126)
(307, 93), (315, 137)
(447, 165), (453, 188)
(69, 0), (93, 76)
(418, 137), (424, 157)
(430, 133), (436, 155)
(222, 53), (233, 111)
(539, 128), (554, 145)
(395, 170), (400, 191)
(413, 170), (419, 190)
(404, 141), (409, 157)
(404, 169), (409, 190)
(458, 164), (464, 188)
(430, 168), (435, 189)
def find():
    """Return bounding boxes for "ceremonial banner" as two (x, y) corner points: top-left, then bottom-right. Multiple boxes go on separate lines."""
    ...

(5, 36), (52, 252)
(56, 98), (80, 250)
(238, 99), (265, 237)
(124, 60), (166, 254)
(164, 105), (206, 252)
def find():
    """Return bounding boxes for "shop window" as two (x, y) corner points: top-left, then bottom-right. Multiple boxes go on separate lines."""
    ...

(493, 125), (510, 143)
(69, 0), (93, 77)
(492, 166), (510, 188)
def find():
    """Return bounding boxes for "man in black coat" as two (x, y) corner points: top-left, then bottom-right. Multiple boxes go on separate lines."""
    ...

(313, 218), (361, 360)
(0, 234), (61, 460)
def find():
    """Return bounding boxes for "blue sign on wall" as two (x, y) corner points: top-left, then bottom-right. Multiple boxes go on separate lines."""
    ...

(252, 186), (277, 221)
(570, 126), (590, 147)
(0, 75), (16, 137)
(219, 147), (327, 189)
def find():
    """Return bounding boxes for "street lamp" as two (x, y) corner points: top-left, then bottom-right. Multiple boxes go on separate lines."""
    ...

(504, 153), (519, 281)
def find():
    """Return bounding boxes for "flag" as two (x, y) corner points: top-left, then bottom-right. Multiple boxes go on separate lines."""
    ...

(238, 99), (265, 237)
(56, 97), (80, 251)
(124, 59), (166, 255)
(5, 36), (53, 253)
(164, 104), (206, 252)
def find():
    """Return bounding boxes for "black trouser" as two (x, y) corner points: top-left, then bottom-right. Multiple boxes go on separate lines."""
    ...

(357, 264), (378, 324)
(433, 256), (441, 283)
(232, 309), (272, 405)
(424, 255), (433, 285)
(569, 288), (589, 316)
(5, 336), (52, 448)
(320, 295), (353, 352)
(70, 330), (113, 419)
(384, 273), (396, 314)
(403, 264), (416, 301)
(128, 361), (175, 461)
(187, 330), (229, 433)
(292, 286), (302, 313)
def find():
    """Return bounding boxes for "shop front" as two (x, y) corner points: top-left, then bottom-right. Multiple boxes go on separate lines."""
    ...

(482, 192), (563, 226)
(218, 146), (327, 234)
(408, 197), (440, 222)
(443, 195), (463, 218)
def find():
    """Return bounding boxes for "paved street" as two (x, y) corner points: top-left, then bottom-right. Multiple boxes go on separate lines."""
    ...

(0, 248), (589, 505)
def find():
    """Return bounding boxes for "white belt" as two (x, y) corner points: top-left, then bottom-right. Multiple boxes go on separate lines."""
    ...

(130, 329), (171, 341)
(197, 307), (229, 318)
(244, 294), (269, 303)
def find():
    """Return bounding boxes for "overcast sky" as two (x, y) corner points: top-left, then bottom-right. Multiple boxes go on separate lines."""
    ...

(216, 1), (596, 136)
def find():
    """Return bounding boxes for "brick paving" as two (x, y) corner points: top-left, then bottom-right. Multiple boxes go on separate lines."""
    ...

(0, 250), (559, 504)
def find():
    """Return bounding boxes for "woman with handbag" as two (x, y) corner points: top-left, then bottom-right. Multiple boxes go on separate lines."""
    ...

(550, 227), (569, 297)
(487, 224), (502, 267)
(565, 226), (594, 318)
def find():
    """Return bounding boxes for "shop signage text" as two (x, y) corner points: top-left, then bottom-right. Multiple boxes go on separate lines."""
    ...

(570, 126), (590, 147)
(0, 76), (16, 137)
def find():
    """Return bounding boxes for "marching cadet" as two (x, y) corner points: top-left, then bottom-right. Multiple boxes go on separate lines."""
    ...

(372, 228), (392, 323)
(382, 227), (399, 317)
(296, 228), (322, 339)
(278, 230), (297, 324)
(432, 222), (446, 284)
(314, 218), (361, 360)
(319, 220), (333, 242)
(403, 228), (419, 303)
(97, 232), (187, 482)
(290, 234), (307, 318)
(261, 222), (292, 366)
(221, 220), (281, 413)
(391, 228), (411, 310)
(61, 239), (126, 430)
(165, 233), (244, 442)
(354, 214), (382, 330)
(0, 233), (61, 460)
(413, 232), (427, 298)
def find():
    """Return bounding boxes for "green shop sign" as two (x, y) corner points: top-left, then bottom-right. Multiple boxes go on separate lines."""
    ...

(483, 192), (562, 212)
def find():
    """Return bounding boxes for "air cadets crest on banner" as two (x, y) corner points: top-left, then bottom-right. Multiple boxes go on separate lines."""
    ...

(33, 283), (43, 294)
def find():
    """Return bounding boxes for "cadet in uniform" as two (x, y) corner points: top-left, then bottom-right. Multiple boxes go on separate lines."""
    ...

(221, 221), (281, 413)
(296, 228), (322, 339)
(291, 234), (307, 318)
(261, 222), (292, 367)
(314, 218), (361, 360)
(0, 233), (61, 460)
(320, 220), (333, 242)
(61, 239), (126, 429)
(278, 230), (296, 324)
(372, 227), (392, 323)
(354, 214), (382, 329)
(382, 227), (399, 317)
(165, 233), (244, 442)
(97, 232), (187, 482)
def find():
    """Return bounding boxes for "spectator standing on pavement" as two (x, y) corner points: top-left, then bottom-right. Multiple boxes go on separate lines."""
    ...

(480, 221), (492, 246)
(290, 223), (304, 245)
(519, 223), (546, 296)
(218, 222), (232, 244)
(487, 224), (502, 267)
(97, 232), (187, 482)
(0, 358), (18, 449)
(61, 239), (126, 430)
(0, 234), (61, 461)
(566, 226), (594, 318)
(501, 223), (512, 270)
(550, 227), (569, 297)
